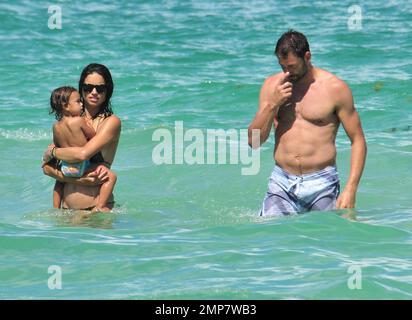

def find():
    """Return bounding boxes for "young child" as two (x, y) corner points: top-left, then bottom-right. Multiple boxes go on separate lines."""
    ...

(49, 86), (116, 212)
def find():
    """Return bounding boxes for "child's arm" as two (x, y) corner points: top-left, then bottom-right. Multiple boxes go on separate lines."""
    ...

(53, 181), (64, 208)
(80, 118), (96, 140)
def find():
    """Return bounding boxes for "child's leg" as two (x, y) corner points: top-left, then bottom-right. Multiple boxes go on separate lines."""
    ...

(53, 181), (64, 209)
(93, 170), (117, 212)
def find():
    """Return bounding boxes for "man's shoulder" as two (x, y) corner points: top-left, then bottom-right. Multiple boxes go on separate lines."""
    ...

(316, 69), (353, 108)
(317, 68), (350, 92)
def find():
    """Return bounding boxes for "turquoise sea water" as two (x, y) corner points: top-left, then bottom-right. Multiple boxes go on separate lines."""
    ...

(1, 0), (412, 299)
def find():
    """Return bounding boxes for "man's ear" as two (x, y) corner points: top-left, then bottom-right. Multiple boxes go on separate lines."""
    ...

(304, 51), (311, 63)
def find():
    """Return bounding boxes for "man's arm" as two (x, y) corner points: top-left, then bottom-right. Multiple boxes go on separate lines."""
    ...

(52, 116), (121, 162)
(248, 72), (292, 148)
(334, 80), (367, 209)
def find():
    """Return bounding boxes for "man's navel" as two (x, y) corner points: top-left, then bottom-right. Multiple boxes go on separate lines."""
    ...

(294, 154), (303, 175)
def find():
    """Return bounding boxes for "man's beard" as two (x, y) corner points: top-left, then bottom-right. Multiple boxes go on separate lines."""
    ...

(289, 63), (308, 84)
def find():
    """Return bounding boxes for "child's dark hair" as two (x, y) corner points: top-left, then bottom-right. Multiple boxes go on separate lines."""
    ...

(49, 86), (77, 120)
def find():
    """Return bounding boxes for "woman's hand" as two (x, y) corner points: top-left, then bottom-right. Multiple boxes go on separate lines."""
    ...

(42, 144), (56, 167)
(78, 173), (104, 186)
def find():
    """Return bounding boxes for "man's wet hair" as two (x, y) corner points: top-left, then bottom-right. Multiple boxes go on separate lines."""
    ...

(79, 63), (114, 118)
(275, 29), (310, 59)
(49, 86), (77, 121)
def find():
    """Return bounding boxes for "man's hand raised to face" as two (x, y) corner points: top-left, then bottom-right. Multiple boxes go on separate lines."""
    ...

(268, 72), (293, 110)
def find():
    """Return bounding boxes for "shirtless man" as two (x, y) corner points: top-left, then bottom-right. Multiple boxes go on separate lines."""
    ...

(248, 30), (367, 216)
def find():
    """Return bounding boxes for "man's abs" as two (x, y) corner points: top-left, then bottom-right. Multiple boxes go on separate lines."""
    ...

(274, 122), (337, 175)
(274, 145), (337, 175)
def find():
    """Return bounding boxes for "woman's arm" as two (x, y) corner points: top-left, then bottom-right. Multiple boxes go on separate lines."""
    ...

(54, 116), (121, 162)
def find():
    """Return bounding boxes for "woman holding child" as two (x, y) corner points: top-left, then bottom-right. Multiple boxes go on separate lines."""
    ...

(42, 63), (121, 211)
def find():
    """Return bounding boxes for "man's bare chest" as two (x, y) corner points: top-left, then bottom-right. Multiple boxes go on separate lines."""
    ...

(277, 86), (337, 126)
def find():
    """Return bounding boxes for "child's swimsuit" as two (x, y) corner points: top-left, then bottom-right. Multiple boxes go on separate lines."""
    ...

(61, 160), (90, 178)
(60, 152), (107, 178)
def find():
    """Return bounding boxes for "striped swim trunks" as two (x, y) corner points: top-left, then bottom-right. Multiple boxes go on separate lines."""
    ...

(260, 165), (340, 216)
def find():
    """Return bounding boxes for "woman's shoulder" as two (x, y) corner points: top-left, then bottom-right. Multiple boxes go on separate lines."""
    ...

(104, 114), (121, 125)
(100, 114), (121, 132)
(108, 114), (121, 122)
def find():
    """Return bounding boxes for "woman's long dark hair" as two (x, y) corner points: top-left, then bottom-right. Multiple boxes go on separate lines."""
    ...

(79, 63), (114, 118)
